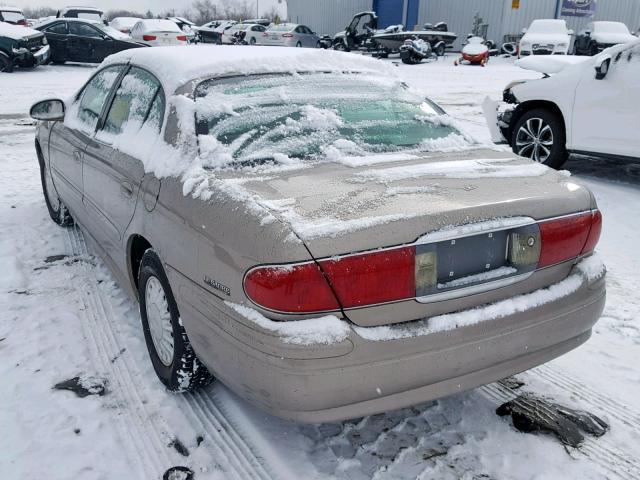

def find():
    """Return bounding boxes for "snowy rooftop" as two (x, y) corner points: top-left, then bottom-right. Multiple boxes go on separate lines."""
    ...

(102, 46), (396, 93)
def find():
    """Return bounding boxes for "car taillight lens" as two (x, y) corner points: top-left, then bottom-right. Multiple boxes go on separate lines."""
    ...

(142, 35), (156, 41)
(18, 19), (27, 26)
(177, 35), (187, 41)
(538, 210), (601, 268)
(244, 247), (416, 313)
(282, 33), (293, 37)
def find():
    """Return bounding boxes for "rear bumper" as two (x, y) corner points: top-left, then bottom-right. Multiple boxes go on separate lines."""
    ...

(173, 261), (605, 423)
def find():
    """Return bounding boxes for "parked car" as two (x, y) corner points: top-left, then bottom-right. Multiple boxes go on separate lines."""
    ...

(56, 6), (105, 25)
(109, 16), (141, 34)
(165, 16), (197, 43)
(573, 21), (636, 55)
(519, 19), (572, 57)
(35, 18), (144, 64)
(130, 19), (187, 46)
(485, 40), (640, 168)
(0, 21), (49, 72)
(196, 20), (235, 44)
(221, 23), (266, 45)
(261, 23), (320, 48)
(30, 46), (605, 422)
(0, 6), (27, 26)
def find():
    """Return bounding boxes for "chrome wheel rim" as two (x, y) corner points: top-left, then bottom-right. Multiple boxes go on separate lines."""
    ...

(145, 276), (174, 366)
(515, 117), (554, 163)
(43, 164), (60, 211)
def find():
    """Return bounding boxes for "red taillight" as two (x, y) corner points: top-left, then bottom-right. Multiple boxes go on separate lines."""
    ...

(244, 263), (339, 313)
(244, 247), (416, 313)
(282, 33), (293, 37)
(176, 35), (187, 41)
(18, 19), (27, 26)
(142, 35), (156, 41)
(539, 210), (601, 268)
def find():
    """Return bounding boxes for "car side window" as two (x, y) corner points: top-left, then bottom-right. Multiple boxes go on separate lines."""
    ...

(45, 22), (67, 34)
(75, 65), (123, 132)
(69, 22), (101, 38)
(102, 67), (164, 135)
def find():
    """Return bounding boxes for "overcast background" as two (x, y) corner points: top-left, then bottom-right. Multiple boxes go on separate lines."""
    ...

(8, 0), (287, 18)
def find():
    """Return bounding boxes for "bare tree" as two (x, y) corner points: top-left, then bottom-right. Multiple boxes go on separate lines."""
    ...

(192, 0), (218, 24)
(104, 10), (146, 21)
(22, 6), (56, 19)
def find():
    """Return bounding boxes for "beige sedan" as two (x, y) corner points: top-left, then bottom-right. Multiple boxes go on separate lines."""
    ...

(29, 47), (605, 422)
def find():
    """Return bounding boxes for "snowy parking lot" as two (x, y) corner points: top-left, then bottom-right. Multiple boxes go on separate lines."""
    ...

(1, 52), (639, 480)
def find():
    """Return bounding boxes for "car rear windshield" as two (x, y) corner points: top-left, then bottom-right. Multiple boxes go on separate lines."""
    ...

(267, 25), (294, 32)
(594, 22), (630, 34)
(1, 10), (25, 22)
(194, 73), (464, 168)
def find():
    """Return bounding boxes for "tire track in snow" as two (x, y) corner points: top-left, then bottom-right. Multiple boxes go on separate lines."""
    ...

(66, 226), (274, 480)
(529, 364), (640, 429)
(481, 383), (640, 480)
(65, 227), (170, 479)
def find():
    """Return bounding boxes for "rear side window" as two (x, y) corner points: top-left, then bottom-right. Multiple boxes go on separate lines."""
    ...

(74, 65), (122, 132)
(102, 67), (164, 135)
(45, 22), (68, 34)
(69, 22), (101, 38)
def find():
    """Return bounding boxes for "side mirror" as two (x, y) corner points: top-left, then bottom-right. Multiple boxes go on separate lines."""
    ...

(594, 55), (611, 80)
(522, 27), (527, 34)
(568, 29), (574, 35)
(30, 99), (65, 121)
(584, 30), (591, 36)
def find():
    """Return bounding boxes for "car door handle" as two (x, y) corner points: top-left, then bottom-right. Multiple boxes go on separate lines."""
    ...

(120, 181), (134, 198)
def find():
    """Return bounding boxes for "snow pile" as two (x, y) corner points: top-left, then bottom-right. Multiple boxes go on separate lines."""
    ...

(225, 301), (350, 345)
(355, 255), (605, 342)
(437, 266), (517, 289)
(416, 216), (534, 243)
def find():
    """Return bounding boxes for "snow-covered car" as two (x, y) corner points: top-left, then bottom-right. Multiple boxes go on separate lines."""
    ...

(484, 40), (640, 168)
(519, 19), (573, 57)
(573, 21), (636, 55)
(0, 6), (26, 26)
(0, 21), (50, 72)
(261, 23), (321, 48)
(221, 23), (266, 45)
(165, 16), (197, 43)
(109, 16), (142, 34)
(56, 6), (105, 25)
(130, 19), (187, 46)
(29, 46), (605, 422)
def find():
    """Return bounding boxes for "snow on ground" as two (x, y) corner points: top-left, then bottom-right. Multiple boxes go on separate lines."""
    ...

(1, 54), (639, 480)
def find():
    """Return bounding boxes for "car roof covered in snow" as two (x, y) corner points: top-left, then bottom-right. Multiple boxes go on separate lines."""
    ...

(0, 21), (41, 39)
(101, 46), (396, 94)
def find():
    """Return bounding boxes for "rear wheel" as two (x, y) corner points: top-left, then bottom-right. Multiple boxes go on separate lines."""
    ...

(434, 43), (446, 57)
(511, 108), (567, 169)
(138, 250), (213, 392)
(0, 52), (13, 73)
(37, 144), (73, 226)
(250, 37), (256, 45)
(296, 41), (302, 48)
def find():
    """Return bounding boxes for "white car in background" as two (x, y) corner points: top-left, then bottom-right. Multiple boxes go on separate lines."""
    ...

(261, 23), (320, 48)
(221, 23), (267, 44)
(109, 16), (141, 34)
(519, 19), (573, 57)
(485, 40), (640, 168)
(130, 19), (187, 46)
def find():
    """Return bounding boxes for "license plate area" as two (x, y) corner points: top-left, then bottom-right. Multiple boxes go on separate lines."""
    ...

(415, 224), (540, 300)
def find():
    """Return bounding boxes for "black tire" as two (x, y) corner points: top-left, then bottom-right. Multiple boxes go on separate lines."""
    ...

(52, 59), (66, 65)
(250, 37), (256, 45)
(316, 40), (321, 48)
(333, 41), (347, 51)
(296, 41), (302, 48)
(435, 43), (446, 57)
(511, 108), (567, 169)
(37, 143), (73, 226)
(589, 42), (599, 56)
(138, 250), (213, 392)
(0, 52), (13, 73)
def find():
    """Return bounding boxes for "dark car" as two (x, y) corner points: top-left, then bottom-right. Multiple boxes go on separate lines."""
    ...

(35, 18), (145, 64)
(0, 22), (50, 72)
(573, 21), (637, 55)
(0, 6), (27, 26)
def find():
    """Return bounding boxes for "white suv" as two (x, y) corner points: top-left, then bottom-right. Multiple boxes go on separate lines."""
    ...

(485, 40), (640, 168)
